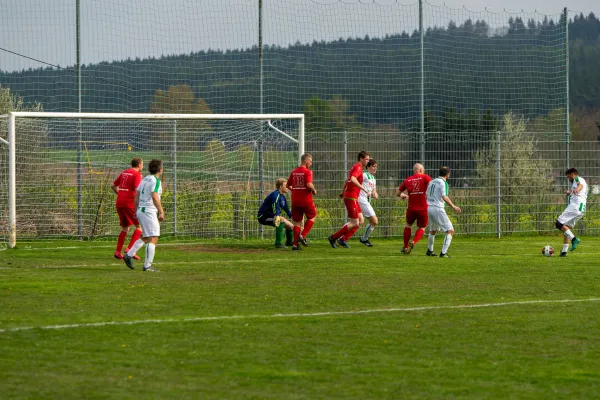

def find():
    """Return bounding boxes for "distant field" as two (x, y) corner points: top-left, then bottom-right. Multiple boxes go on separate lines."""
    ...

(1, 237), (600, 399)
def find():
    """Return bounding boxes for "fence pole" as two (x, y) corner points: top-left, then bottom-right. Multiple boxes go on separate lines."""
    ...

(343, 130), (348, 222)
(172, 120), (177, 235)
(8, 114), (16, 248)
(564, 7), (570, 172)
(76, 0), (83, 239)
(496, 130), (501, 238)
(419, 0), (425, 164)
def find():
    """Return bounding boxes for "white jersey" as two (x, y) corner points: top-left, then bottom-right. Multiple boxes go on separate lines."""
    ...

(137, 175), (163, 214)
(426, 177), (449, 208)
(358, 172), (376, 204)
(568, 176), (588, 212)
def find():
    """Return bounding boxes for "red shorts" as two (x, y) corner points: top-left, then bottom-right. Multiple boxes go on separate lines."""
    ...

(406, 209), (428, 228)
(344, 198), (362, 219)
(117, 207), (139, 227)
(292, 203), (317, 222)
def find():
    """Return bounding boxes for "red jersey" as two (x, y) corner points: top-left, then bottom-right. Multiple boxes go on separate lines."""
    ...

(113, 168), (142, 208)
(287, 166), (314, 206)
(399, 173), (432, 211)
(343, 162), (364, 199)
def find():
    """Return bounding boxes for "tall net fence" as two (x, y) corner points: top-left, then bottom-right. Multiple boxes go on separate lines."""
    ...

(0, 0), (595, 242)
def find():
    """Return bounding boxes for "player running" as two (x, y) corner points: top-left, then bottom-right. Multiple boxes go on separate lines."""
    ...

(397, 163), (432, 254)
(286, 154), (317, 251)
(328, 151), (370, 248)
(124, 159), (165, 272)
(555, 168), (588, 256)
(358, 159), (379, 247)
(257, 178), (294, 249)
(111, 157), (143, 260)
(425, 166), (462, 258)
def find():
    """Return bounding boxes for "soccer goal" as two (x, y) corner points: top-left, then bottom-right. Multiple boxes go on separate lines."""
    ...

(4, 112), (304, 248)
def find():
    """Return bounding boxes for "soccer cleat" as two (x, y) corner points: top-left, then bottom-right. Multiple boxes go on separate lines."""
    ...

(292, 245), (302, 251)
(359, 238), (373, 247)
(327, 235), (337, 249)
(123, 254), (134, 270)
(125, 248), (141, 260)
(274, 244), (287, 249)
(426, 249), (437, 257)
(337, 238), (351, 248)
(439, 253), (450, 258)
(570, 237), (580, 252)
(407, 240), (415, 254)
(401, 248), (407, 254)
(560, 252), (568, 257)
(298, 236), (308, 247)
(113, 251), (124, 260)
(143, 266), (159, 272)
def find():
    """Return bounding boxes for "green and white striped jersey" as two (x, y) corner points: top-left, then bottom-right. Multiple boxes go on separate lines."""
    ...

(568, 176), (588, 211)
(426, 177), (449, 208)
(137, 175), (162, 213)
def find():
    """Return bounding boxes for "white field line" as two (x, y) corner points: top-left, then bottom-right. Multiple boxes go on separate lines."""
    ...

(1, 298), (598, 334)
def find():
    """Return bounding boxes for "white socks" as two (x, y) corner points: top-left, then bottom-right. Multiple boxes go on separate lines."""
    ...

(562, 244), (569, 253)
(563, 229), (575, 240)
(144, 243), (156, 268)
(428, 234), (435, 251)
(441, 234), (453, 254)
(362, 224), (375, 240)
(127, 239), (145, 256)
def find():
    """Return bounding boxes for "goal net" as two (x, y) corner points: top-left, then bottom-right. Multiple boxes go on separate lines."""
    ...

(3, 112), (304, 247)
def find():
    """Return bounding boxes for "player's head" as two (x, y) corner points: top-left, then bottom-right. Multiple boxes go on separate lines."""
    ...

(148, 159), (163, 175)
(565, 168), (578, 182)
(358, 151), (370, 166)
(413, 163), (424, 174)
(300, 153), (313, 168)
(131, 157), (143, 170)
(366, 159), (377, 173)
(439, 166), (451, 178)
(275, 178), (288, 193)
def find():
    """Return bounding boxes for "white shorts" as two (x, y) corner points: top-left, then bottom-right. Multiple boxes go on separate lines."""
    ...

(358, 200), (376, 218)
(557, 204), (584, 228)
(428, 207), (453, 233)
(136, 209), (161, 238)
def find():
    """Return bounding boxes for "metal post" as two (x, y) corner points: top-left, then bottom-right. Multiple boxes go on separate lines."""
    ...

(258, 0), (264, 240)
(419, 0), (425, 164)
(8, 114), (16, 248)
(76, 0), (83, 239)
(343, 130), (348, 222)
(496, 130), (501, 238)
(172, 120), (177, 235)
(564, 7), (570, 171)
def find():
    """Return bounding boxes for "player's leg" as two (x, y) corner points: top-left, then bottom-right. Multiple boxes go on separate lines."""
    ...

(281, 217), (294, 246)
(125, 222), (143, 260)
(143, 236), (160, 271)
(330, 199), (357, 245)
(439, 211), (455, 257)
(114, 207), (129, 259)
(341, 203), (363, 243)
(359, 201), (376, 246)
(124, 211), (149, 269)
(427, 209), (440, 256)
(556, 207), (582, 252)
(403, 210), (417, 253)
(411, 210), (428, 252)
(299, 204), (317, 246)
(291, 206), (304, 250)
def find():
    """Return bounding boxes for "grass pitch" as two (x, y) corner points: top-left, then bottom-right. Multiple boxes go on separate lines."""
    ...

(1, 236), (600, 399)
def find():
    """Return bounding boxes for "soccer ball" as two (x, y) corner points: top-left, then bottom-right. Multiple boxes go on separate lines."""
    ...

(542, 245), (554, 257)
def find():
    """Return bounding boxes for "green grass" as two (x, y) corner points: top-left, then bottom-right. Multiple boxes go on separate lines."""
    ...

(1, 236), (600, 399)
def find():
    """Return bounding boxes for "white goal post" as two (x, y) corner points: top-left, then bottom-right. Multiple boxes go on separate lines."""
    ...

(6, 112), (305, 248)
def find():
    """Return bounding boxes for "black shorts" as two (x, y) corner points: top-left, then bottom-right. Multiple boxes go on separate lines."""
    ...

(258, 215), (276, 227)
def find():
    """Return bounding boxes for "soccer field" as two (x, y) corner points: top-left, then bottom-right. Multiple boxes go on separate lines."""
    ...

(1, 237), (600, 399)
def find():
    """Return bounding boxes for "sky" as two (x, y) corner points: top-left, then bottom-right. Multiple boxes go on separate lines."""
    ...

(0, 0), (598, 73)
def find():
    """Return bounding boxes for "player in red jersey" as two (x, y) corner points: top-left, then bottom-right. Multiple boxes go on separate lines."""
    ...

(328, 151), (370, 248)
(397, 163), (432, 254)
(111, 157), (144, 260)
(286, 153), (317, 251)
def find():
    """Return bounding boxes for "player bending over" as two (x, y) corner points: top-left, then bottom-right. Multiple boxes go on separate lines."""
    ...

(286, 154), (317, 251)
(397, 163), (432, 254)
(555, 168), (588, 256)
(258, 178), (294, 249)
(328, 151), (370, 248)
(111, 157), (143, 260)
(358, 159), (379, 247)
(124, 159), (165, 272)
(425, 166), (461, 258)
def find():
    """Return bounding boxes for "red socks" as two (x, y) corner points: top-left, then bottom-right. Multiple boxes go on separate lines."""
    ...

(293, 226), (301, 246)
(414, 228), (425, 244)
(301, 220), (314, 238)
(343, 225), (359, 241)
(116, 231), (127, 252)
(127, 229), (142, 250)
(403, 227), (412, 248)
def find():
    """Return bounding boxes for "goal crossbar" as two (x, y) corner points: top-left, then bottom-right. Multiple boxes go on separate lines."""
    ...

(6, 112), (305, 248)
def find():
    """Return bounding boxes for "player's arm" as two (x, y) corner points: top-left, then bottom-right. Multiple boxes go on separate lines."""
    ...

(111, 176), (120, 195)
(573, 182), (584, 195)
(133, 190), (140, 210)
(349, 175), (367, 193)
(307, 182), (316, 195)
(371, 187), (379, 199)
(281, 196), (292, 217)
(151, 192), (165, 221)
(442, 195), (461, 213)
(396, 181), (408, 199)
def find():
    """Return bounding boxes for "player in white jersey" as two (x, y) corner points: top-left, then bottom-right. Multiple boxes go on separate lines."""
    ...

(555, 168), (588, 256)
(124, 159), (165, 271)
(358, 159), (379, 247)
(426, 166), (462, 258)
